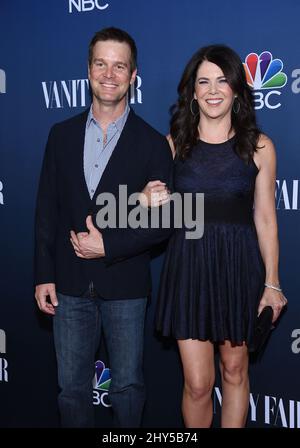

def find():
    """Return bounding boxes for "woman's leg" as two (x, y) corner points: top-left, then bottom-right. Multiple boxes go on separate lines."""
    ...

(219, 341), (249, 428)
(177, 339), (215, 428)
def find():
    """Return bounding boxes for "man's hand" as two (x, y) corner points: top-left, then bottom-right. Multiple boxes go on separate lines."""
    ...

(70, 215), (105, 259)
(35, 283), (58, 315)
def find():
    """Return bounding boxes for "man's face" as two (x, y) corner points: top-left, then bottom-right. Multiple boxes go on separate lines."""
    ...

(88, 40), (137, 107)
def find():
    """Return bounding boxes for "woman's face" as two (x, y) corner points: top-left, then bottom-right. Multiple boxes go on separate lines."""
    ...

(194, 60), (235, 121)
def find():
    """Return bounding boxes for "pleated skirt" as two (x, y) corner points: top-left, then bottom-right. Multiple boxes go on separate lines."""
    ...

(155, 222), (265, 351)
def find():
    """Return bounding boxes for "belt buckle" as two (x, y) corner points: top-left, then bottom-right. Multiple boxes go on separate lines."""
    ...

(89, 281), (96, 298)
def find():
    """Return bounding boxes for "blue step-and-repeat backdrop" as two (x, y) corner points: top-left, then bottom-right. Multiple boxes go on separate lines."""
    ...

(0, 0), (299, 428)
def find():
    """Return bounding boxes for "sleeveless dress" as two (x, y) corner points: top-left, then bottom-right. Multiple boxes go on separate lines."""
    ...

(155, 137), (265, 351)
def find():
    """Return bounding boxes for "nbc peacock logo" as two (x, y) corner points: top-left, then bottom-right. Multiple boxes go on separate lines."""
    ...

(93, 360), (111, 391)
(243, 51), (287, 90)
(92, 360), (112, 407)
(243, 51), (287, 109)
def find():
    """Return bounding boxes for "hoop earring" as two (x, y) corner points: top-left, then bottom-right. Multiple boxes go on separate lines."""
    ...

(190, 98), (199, 116)
(232, 97), (240, 114)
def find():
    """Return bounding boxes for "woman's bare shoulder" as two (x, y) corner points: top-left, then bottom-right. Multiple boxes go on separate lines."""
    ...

(166, 134), (176, 158)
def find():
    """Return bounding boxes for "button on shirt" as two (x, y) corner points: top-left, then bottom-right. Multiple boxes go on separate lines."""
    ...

(84, 104), (130, 199)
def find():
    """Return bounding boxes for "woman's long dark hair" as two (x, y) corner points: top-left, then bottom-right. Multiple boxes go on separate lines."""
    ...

(170, 45), (261, 162)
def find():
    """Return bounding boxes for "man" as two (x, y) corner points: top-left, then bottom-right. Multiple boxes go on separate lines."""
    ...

(35, 27), (173, 427)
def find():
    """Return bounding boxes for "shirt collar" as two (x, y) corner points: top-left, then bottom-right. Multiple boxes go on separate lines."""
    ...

(86, 102), (130, 131)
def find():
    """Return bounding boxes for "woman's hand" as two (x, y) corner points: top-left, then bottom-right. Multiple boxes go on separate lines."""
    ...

(258, 287), (287, 323)
(138, 180), (170, 208)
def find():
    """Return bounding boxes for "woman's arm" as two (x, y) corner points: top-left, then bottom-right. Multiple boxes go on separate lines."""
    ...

(253, 134), (287, 322)
(166, 134), (176, 159)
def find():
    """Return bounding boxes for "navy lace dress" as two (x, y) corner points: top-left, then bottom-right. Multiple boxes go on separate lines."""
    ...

(156, 138), (265, 350)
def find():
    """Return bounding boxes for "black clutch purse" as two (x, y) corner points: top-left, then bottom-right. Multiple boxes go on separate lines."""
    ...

(253, 306), (274, 352)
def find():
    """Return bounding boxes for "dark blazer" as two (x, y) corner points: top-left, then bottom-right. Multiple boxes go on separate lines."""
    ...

(35, 108), (173, 299)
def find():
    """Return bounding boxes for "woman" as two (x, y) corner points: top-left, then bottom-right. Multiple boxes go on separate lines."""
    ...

(144, 45), (287, 428)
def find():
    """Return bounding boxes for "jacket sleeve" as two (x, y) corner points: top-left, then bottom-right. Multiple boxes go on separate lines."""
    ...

(101, 136), (174, 261)
(34, 125), (58, 285)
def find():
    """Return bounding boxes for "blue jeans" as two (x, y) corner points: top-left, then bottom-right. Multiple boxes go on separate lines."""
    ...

(53, 293), (147, 427)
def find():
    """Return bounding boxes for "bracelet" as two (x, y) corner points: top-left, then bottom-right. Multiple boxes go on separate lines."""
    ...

(264, 282), (282, 292)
